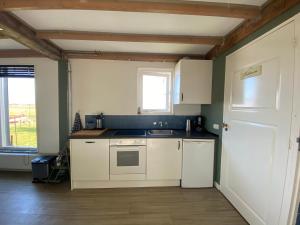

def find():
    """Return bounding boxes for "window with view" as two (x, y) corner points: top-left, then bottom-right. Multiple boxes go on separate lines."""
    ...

(0, 65), (37, 152)
(137, 68), (172, 114)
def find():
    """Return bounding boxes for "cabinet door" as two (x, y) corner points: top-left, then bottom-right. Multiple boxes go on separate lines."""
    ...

(147, 139), (182, 180)
(174, 59), (212, 104)
(181, 60), (212, 104)
(173, 62), (181, 104)
(182, 140), (214, 188)
(71, 139), (109, 181)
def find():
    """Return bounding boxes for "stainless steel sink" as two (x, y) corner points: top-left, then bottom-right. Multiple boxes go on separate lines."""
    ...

(147, 129), (175, 136)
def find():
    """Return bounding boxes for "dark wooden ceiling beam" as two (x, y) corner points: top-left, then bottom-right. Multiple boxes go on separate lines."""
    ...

(206, 0), (300, 59)
(0, 32), (7, 38)
(0, 0), (261, 19)
(36, 30), (223, 45)
(0, 49), (202, 62)
(0, 49), (44, 57)
(0, 12), (62, 60)
(65, 51), (204, 62)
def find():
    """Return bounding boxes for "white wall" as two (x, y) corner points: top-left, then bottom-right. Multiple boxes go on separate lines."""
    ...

(0, 153), (37, 171)
(70, 59), (201, 122)
(0, 58), (59, 157)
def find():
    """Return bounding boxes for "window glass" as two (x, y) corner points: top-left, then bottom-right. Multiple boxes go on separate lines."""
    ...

(142, 75), (168, 110)
(138, 69), (172, 114)
(117, 151), (139, 167)
(7, 78), (37, 148)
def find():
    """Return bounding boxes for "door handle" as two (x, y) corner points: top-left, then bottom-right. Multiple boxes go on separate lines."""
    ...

(223, 123), (229, 131)
(85, 141), (95, 144)
(181, 93), (184, 102)
(178, 141), (181, 150)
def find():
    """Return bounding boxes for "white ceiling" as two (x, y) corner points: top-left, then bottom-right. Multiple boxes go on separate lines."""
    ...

(9, 1), (267, 55)
(53, 40), (212, 54)
(13, 10), (243, 36)
(0, 39), (27, 49)
(11, 10), (244, 55)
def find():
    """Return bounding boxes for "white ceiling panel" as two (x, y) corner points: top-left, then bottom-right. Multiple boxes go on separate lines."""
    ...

(13, 10), (243, 36)
(184, 0), (268, 6)
(0, 39), (28, 49)
(53, 40), (212, 55)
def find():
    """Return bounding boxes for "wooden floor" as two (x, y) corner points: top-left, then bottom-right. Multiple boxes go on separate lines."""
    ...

(0, 171), (248, 225)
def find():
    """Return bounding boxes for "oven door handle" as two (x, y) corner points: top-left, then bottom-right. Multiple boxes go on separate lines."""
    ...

(110, 145), (144, 148)
(110, 146), (145, 152)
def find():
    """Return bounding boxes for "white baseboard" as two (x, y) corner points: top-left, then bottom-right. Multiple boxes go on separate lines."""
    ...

(214, 181), (220, 190)
(72, 180), (180, 190)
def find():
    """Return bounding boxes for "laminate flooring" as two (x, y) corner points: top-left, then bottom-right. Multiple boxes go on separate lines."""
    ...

(0, 171), (248, 225)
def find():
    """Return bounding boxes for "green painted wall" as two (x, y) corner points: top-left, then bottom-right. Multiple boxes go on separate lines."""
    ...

(58, 60), (69, 151)
(202, 57), (225, 183)
(202, 4), (300, 184)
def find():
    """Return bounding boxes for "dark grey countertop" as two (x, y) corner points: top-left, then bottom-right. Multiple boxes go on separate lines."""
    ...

(69, 129), (218, 140)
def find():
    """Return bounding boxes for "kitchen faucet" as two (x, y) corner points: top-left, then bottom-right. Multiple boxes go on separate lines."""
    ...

(153, 121), (168, 128)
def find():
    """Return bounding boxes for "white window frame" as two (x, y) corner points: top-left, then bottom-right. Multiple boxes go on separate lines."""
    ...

(0, 78), (9, 147)
(137, 68), (173, 115)
(0, 77), (37, 153)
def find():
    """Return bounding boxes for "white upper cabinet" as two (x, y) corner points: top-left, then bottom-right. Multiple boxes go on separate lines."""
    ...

(173, 59), (212, 105)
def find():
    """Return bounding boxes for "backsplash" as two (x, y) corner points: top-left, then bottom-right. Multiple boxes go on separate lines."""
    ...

(85, 115), (198, 130)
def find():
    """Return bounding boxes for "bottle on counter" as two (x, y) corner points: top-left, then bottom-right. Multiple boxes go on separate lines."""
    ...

(96, 113), (104, 129)
(186, 119), (191, 132)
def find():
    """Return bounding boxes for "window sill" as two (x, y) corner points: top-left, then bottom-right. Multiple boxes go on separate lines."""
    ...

(0, 147), (38, 154)
(139, 111), (173, 115)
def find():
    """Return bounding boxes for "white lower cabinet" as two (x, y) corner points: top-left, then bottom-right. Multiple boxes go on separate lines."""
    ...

(70, 139), (109, 181)
(147, 139), (182, 180)
(70, 137), (215, 189)
(182, 139), (215, 188)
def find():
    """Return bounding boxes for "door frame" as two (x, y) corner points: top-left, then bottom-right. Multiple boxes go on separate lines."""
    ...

(220, 13), (300, 225)
(284, 13), (300, 225)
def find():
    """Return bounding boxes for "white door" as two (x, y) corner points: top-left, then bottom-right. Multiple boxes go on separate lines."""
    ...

(221, 22), (295, 225)
(71, 139), (109, 181)
(147, 139), (182, 180)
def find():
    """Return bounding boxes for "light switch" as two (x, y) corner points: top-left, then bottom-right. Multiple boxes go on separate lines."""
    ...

(213, 124), (220, 130)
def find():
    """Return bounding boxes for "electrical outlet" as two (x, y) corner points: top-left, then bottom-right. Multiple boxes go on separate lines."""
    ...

(213, 124), (220, 130)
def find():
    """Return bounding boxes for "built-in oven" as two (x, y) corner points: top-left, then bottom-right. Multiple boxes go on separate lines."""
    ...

(109, 139), (146, 180)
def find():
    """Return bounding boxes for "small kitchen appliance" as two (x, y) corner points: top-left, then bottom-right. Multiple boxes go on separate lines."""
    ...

(96, 113), (104, 129)
(195, 116), (206, 132)
(85, 113), (104, 129)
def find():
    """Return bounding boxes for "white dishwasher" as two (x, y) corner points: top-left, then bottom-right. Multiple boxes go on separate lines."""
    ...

(182, 139), (215, 188)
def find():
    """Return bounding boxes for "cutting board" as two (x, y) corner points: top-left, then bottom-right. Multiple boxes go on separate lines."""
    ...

(71, 129), (108, 138)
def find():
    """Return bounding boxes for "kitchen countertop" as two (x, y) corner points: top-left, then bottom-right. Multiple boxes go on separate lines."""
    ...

(69, 129), (218, 140)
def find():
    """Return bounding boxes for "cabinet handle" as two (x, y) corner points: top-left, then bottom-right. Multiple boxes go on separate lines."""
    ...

(181, 93), (184, 102)
(178, 141), (181, 150)
(85, 141), (95, 144)
(186, 141), (206, 144)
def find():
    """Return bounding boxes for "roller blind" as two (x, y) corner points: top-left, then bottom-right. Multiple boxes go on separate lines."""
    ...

(0, 65), (35, 78)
